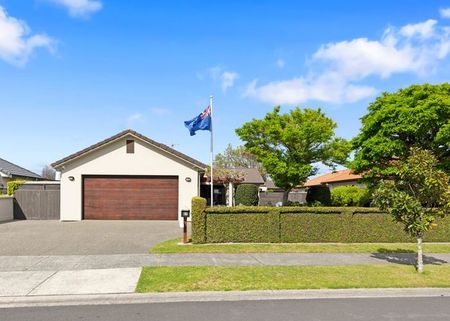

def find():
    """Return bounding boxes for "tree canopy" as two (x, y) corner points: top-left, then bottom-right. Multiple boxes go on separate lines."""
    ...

(236, 106), (351, 204)
(352, 83), (450, 185)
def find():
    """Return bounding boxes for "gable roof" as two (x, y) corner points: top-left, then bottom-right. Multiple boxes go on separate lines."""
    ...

(303, 169), (362, 187)
(51, 129), (207, 171)
(0, 158), (41, 179)
(233, 167), (265, 184)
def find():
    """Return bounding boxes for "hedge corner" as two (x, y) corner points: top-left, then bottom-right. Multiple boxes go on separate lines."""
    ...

(191, 196), (207, 244)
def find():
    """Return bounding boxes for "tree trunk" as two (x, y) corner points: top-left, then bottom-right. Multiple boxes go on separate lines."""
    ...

(417, 235), (424, 273)
(282, 189), (291, 206)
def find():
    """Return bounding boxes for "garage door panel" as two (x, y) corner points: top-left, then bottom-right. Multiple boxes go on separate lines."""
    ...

(83, 176), (178, 220)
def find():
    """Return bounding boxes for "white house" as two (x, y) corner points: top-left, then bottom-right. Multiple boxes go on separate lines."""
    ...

(51, 130), (206, 226)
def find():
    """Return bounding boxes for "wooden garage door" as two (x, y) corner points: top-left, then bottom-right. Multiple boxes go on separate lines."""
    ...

(83, 176), (178, 220)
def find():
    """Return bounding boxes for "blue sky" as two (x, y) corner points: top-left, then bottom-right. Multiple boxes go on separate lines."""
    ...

(1, 0), (450, 174)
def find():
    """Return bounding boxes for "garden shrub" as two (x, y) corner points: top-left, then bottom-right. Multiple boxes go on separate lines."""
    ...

(306, 185), (331, 205)
(331, 186), (371, 207)
(235, 184), (259, 206)
(7, 180), (25, 196)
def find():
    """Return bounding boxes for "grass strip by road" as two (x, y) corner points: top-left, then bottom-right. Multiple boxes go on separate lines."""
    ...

(136, 264), (450, 293)
(150, 239), (450, 254)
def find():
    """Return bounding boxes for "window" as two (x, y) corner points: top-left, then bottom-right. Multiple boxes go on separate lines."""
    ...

(126, 140), (135, 153)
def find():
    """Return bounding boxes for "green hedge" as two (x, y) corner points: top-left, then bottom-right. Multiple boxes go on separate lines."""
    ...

(191, 197), (207, 243)
(192, 198), (450, 243)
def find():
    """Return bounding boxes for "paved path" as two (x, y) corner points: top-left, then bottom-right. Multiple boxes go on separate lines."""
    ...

(0, 268), (141, 297)
(1, 253), (449, 298)
(1, 252), (449, 271)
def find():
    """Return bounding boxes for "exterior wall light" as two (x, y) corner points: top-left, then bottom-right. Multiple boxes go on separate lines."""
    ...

(185, 177), (192, 182)
(68, 176), (75, 181)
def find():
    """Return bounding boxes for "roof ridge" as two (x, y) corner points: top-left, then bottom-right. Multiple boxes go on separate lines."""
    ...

(51, 129), (207, 171)
(0, 157), (41, 178)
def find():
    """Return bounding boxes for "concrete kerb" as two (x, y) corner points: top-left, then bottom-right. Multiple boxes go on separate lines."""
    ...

(2, 288), (450, 308)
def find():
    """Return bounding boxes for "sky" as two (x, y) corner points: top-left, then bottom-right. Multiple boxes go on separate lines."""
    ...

(1, 0), (450, 175)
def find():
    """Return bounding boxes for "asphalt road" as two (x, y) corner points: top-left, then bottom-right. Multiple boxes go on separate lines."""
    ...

(2, 297), (450, 321)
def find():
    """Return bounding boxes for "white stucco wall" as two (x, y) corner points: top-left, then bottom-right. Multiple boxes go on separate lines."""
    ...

(58, 135), (201, 226)
(0, 196), (14, 222)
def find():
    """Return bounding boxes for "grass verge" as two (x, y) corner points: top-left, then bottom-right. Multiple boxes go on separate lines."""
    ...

(150, 239), (450, 254)
(136, 265), (450, 293)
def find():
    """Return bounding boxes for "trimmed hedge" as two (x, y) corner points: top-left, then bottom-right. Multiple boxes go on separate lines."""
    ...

(192, 197), (450, 243)
(235, 184), (259, 206)
(191, 197), (207, 243)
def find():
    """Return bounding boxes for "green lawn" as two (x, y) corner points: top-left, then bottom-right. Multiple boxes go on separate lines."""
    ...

(150, 239), (450, 254)
(136, 265), (450, 292)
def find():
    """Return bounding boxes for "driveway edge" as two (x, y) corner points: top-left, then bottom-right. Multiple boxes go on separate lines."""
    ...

(1, 288), (450, 308)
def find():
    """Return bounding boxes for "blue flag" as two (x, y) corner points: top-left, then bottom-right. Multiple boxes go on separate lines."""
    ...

(184, 106), (212, 136)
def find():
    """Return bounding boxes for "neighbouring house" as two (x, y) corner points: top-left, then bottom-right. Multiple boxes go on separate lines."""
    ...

(0, 158), (42, 193)
(200, 167), (265, 206)
(301, 169), (363, 191)
(259, 180), (307, 205)
(51, 130), (206, 225)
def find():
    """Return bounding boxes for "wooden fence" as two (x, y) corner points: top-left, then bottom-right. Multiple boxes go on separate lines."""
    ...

(14, 182), (60, 220)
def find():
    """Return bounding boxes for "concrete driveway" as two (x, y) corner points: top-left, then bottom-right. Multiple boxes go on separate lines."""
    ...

(0, 220), (180, 256)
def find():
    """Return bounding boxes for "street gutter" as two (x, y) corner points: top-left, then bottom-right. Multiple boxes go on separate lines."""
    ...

(1, 288), (450, 308)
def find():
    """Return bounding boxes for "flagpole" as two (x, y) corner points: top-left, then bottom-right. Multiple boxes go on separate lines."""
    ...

(210, 95), (214, 207)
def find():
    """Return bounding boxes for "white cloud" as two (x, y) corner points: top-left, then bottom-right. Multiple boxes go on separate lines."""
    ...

(126, 113), (143, 125)
(399, 19), (437, 39)
(440, 8), (450, 19)
(150, 107), (171, 116)
(246, 18), (450, 105)
(276, 58), (285, 68)
(0, 6), (53, 66)
(47, 0), (102, 17)
(207, 66), (239, 92)
(220, 71), (239, 91)
(245, 74), (377, 105)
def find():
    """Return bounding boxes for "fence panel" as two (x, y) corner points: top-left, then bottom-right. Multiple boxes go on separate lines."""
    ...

(14, 183), (60, 220)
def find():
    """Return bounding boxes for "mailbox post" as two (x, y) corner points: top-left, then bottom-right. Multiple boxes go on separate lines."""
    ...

(180, 210), (190, 244)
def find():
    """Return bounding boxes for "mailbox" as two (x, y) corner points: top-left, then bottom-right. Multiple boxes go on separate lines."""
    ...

(181, 210), (190, 218)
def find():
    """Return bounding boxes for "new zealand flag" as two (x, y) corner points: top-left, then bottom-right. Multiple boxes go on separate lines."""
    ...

(184, 106), (212, 136)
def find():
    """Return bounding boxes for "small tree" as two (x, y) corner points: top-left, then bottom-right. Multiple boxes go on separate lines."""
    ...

(215, 144), (266, 179)
(41, 165), (56, 180)
(373, 148), (450, 273)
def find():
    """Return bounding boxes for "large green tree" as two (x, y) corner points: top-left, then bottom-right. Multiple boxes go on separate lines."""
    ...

(236, 106), (350, 204)
(352, 83), (450, 185)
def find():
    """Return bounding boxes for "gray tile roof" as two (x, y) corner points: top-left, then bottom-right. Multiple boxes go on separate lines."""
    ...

(0, 158), (41, 179)
(232, 167), (265, 184)
(51, 129), (207, 171)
